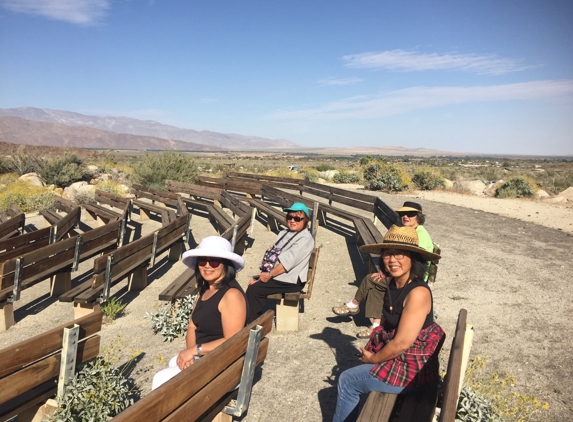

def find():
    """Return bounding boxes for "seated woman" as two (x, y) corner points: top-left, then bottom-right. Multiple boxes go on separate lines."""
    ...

(152, 236), (247, 390)
(332, 201), (435, 339)
(245, 202), (315, 323)
(333, 225), (444, 422)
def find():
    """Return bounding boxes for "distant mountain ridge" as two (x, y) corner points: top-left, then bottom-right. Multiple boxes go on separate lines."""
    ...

(0, 116), (220, 151)
(0, 107), (298, 150)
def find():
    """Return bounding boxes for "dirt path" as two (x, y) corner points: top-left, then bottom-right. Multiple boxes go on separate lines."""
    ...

(1, 189), (571, 421)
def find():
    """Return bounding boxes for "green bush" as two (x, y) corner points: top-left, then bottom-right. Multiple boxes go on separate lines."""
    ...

(40, 152), (89, 188)
(48, 338), (140, 422)
(146, 294), (198, 342)
(299, 167), (320, 182)
(363, 162), (411, 192)
(412, 167), (445, 190)
(132, 150), (197, 189)
(455, 387), (504, 422)
(332, 171), (361, 184)
(315, 164), (335, 172)
(496, 176), (537, 198)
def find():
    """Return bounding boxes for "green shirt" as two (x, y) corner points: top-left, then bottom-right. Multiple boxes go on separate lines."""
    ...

(416, 225), (433, 281)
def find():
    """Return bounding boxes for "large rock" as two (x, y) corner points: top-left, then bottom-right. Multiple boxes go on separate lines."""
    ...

(443, 179), (454, 189)
(18, 173), (44, 187)
(484, 180), (504, 197)
(64, 181), (96, 202)
(87, 164), (99, 172)
(558, 187), (573, 201)
(533, 189), (550, 199)
(319, 170), (338, 180)
(453, 180), (486, 196)
(542, 196), (568, 203)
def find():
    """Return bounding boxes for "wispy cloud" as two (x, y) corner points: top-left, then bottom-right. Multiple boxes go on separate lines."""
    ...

(343, 49), (535, 75)
(318, 77), (363, 86)
(201, 98), (218, 104)
(268, 80), (573, 121)
(0, 0), (110, 25)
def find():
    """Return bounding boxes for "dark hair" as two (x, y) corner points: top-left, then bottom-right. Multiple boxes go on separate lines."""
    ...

(196, 258), (237, 291)
(416, 212), (426, 226)
(378, 251), (428, 281)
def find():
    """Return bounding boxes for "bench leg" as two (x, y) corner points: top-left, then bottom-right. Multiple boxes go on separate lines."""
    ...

(212, 412), (232, 422)
(275, 298), (299, 331)
(19, 399), (57, 422)
(96, 215), (105, 227)
(82, 209), (96, 221)
(43, 217), (51, 228)
(74, 302), (100, 319)
(318, 210), (327, 226)
(233, 237), (246, 255)
(139, 208), (151, 221)
(0, 301), (14, 331)
(168, 241), (183, 262)
(129, 266), (148, 291)
(50, 271), (71, 296)
(267, 215), (279, 232)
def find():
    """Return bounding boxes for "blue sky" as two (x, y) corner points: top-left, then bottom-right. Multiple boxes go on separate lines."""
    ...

(1, 0), (572, 155)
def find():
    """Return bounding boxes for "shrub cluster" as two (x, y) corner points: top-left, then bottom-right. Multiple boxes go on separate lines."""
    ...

(412, 167), (446, 190)
(496, 176), (537, 198)
(315, 164), (335, 172)
(40, 152), (89, 188)
(332, 171), (361, 184)
(363, 162), (411, 192)
(0, 181), (54, 212)
(4, 145), (43, 175)
(146, 294), (198, 342)
(132, 150), (197, 189)
(299, 167), (320, 183)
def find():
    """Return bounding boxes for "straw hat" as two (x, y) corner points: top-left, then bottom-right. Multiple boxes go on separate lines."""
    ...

(359, 225), (440, 261)
(395, 201), (423, 213)
(181, 236), (245, 271)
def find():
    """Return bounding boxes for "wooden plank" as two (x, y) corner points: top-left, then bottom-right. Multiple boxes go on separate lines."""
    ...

(165, 180), (222, 200)
(439, 309), (468, 422)
(300, 247), (319, 300)
(374, 197), (401, 229)
(0, 380), (56, 421)
(220, 191), (250, 217)
(357, 392), (397, 422)
(54, 196), (77, 214)
(0, 237), (50, 264)
(0, 214), (25, 239)
(159, 268), (196, 301)
(0, 227), (51, 253)
(54, 206), (81, 240)
(91, 244), (152, 289)
(0, 335), (100, 404)
(93, 235), (154, 273)
(83, 203), (121, 220)
(40, 210), (62, 226)
(0, 311), (103, 378)
(59, 278), (93, 303)
(111, 311), (273, 422)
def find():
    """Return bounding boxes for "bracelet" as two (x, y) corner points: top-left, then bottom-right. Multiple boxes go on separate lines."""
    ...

(269, 271), (274, 279)
(196, 344), (202, 357)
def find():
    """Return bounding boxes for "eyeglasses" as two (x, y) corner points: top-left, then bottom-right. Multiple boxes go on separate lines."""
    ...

(399, 211), (418, 218)
(382, 251), (406, 260)
(286, 215), (304, 222)
(197, 257), (223, 268)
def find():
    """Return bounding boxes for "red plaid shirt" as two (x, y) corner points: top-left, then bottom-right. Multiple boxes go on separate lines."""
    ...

(365, 322), (445, 387)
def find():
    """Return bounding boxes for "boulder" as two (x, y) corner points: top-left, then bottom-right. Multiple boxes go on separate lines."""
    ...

(443, 179), (454, 189)
(484, 180), (504, 197)
(533, 189), (550, 199)
(453, 180), (487, 196)
(87, 165), (99, 172)
(319, 170), (338, 180)
(18, 173), (44, 187)
(558, 187), (573, 201)
(64, 181), (96, 202)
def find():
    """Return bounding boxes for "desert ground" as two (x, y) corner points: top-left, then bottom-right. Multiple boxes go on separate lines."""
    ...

(1, 186), (572, 421)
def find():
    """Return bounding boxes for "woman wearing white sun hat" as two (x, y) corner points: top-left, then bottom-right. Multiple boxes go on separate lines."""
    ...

(152, 236), (247, 390)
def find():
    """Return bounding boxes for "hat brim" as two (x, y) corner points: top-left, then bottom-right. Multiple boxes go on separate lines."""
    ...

(181, 249), (245, 271)
(395, 206), (421, 213)
(359, 242), (440, 262)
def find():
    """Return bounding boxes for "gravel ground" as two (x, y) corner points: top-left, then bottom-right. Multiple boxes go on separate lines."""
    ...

(1, 189), (571, 421)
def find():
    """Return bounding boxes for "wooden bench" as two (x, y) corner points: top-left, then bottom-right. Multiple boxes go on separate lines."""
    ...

(224, 171), (302, 191)
(111, 310), (274, 422)
(0, 213), (25, 240)
(133, 199), (177, 226)
(0, 311), (103, 422)
(357, 309), (473, 422)
(353, 217), (386, 273)
(65, 215), (189, 318)
(95, 190), (133, 221)
(197, 175), (262, 197)
(247, 198), (287, 232)
(0, 227), (51, 264)
(373, 197), (401, 230)
(0, 220), (123, 330)
(82, 202), (122, 226)
(131, 183), (180, 207)
(267, 247), (320, 331)
(165, 179), (222, 204)
(206, 203), (235, 234)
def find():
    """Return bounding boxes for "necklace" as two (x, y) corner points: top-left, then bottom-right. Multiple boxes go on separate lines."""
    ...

(388, 279), (411, 313)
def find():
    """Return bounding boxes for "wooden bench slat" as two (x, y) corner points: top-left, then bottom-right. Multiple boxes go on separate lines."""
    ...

(158, 268), (196, 301)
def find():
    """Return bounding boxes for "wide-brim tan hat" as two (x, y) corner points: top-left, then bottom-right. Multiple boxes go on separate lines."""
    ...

(395, 201), (423, 213)
(182, 236), (245, 271)
(359, 225), (440, 261)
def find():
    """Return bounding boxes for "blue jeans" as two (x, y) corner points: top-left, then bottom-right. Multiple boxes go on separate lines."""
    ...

(333, 364), (405, 422)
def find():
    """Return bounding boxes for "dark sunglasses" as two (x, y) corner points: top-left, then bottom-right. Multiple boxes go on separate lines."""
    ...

(197, 257), (223, 268)
(286, 215), (304, 222)
(399, 211), (418, 218)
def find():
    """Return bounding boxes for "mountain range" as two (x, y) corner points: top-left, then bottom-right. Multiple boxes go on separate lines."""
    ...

(0, 107), (298, 151)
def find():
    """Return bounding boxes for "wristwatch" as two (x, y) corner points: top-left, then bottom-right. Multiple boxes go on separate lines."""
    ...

(196, 344), (202, 357)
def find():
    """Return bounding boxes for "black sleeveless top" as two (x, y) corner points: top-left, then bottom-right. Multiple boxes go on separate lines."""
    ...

(192, 279), (246, 344)
(382, 278), (434, 330)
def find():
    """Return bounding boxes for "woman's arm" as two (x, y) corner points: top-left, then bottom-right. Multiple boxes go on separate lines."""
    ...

(360, 286), (431, 364)
(177, 312), (199, 369)
(256, 262), (286, 283)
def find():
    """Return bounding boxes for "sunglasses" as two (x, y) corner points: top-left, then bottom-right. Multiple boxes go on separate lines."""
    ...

(399, 211), (418, 218)
(197, 257), (223, 268)
(286, 215), (305, 222)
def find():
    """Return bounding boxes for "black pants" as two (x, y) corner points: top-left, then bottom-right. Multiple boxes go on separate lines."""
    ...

(246, 278), (304, 323)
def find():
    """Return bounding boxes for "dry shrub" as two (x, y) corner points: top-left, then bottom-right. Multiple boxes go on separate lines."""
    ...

(496, 176), (537, 198)
(412, 167), (446, 190)
(0, 180), (54, 212)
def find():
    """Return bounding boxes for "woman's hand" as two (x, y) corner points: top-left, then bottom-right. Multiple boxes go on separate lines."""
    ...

(358, 347), (374, 364)
(258, 272), (273, 283)
(176, 347), (197, 370)
(371, 271), (386, 283)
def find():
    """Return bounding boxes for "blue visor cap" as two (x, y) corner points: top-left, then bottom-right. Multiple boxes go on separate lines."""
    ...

(283, 202), (310, 218)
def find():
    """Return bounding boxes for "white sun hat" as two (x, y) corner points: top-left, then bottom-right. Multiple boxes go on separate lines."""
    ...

(181, 236), (245, 271)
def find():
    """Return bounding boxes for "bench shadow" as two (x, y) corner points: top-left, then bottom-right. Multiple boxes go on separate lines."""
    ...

(310, 327), (361, 421)
(13, 287), (60, 322)
(125, 219), (143, 242)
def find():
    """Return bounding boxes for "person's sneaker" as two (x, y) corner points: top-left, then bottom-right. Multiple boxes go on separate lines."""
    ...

(356, 326), (373, 339)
